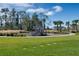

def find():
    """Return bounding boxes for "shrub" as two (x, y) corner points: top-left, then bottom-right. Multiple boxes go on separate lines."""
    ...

(15, 33), (26, 37)
(71, 31), (76, 33)
(53, 32), (69, 34)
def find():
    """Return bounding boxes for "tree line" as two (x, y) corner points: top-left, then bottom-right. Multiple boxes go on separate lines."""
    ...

(53, 20), (79, 32)
(0, 8), (48, 31)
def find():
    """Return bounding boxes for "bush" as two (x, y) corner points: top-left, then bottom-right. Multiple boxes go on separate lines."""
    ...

(6, 33), (14, 36)
(53, 32), (69, 34)
(15, 33), (26, 37)
(41, 32), (47, 36)
(0, 33), (3, 36)
(71, 31), (77, 33)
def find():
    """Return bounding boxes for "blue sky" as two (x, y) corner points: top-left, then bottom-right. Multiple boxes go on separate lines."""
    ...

(0, 3), (79, 28)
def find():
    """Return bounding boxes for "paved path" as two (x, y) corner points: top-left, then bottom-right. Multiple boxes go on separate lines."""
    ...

(26, 33), (75, 38)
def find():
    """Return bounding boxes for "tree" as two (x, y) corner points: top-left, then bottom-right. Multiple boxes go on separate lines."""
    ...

(32, 13), (39, 26)
(32, 13), (42, 28)
(58, 20), (64, 32)
(18, 11), (26, 30)
(22, 14), (31, 31)
(10, 8), (16, 29)
(15, 12), (19, 30)
(31, 13), (44, 31)
(53, 21), (59, 31)
(1, 8), (9, 29)
(39, 13), (48, 29)
(66, 21), (70, 32)
(53, 20), (63, 32)
(42, 15), (48, 29)
(0, 16), (3, 29)
(72, 20), (79, 32)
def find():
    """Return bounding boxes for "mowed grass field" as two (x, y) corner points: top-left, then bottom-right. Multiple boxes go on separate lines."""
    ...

(0, 34), (79, 56)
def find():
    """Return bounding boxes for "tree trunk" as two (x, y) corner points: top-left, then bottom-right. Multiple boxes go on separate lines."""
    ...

(60, 24), (62, 32)
(1, 19), (3, 28)
(67, 24), (70, 32)
(5, 13), (7, 30)
(57, 25), (59, 31)
(76, 24), (78, 32)
(44, 23), (45, 30)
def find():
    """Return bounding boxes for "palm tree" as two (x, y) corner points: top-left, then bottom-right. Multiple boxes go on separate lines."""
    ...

(53, 20), (63, 32)
(53, 21), (59, 31)
(58, 20), (64, 32)
(72, 20), (79, 32)
(66, 21), (70, 32)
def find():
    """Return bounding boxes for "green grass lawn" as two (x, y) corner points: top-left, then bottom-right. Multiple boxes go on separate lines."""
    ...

(0, 34), (79, 56)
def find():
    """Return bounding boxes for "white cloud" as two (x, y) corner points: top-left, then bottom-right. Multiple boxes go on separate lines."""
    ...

(53, 6), (63, 12)
(26, 8), (55, 16)
(44, 11), (54, 16)
(35, 8), (46, 13)
(26, 9), (35, 13)
(26, 8), (46, 13)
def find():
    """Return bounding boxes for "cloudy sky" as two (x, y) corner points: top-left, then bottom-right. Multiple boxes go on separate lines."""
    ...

(0, 3), (79, 28)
